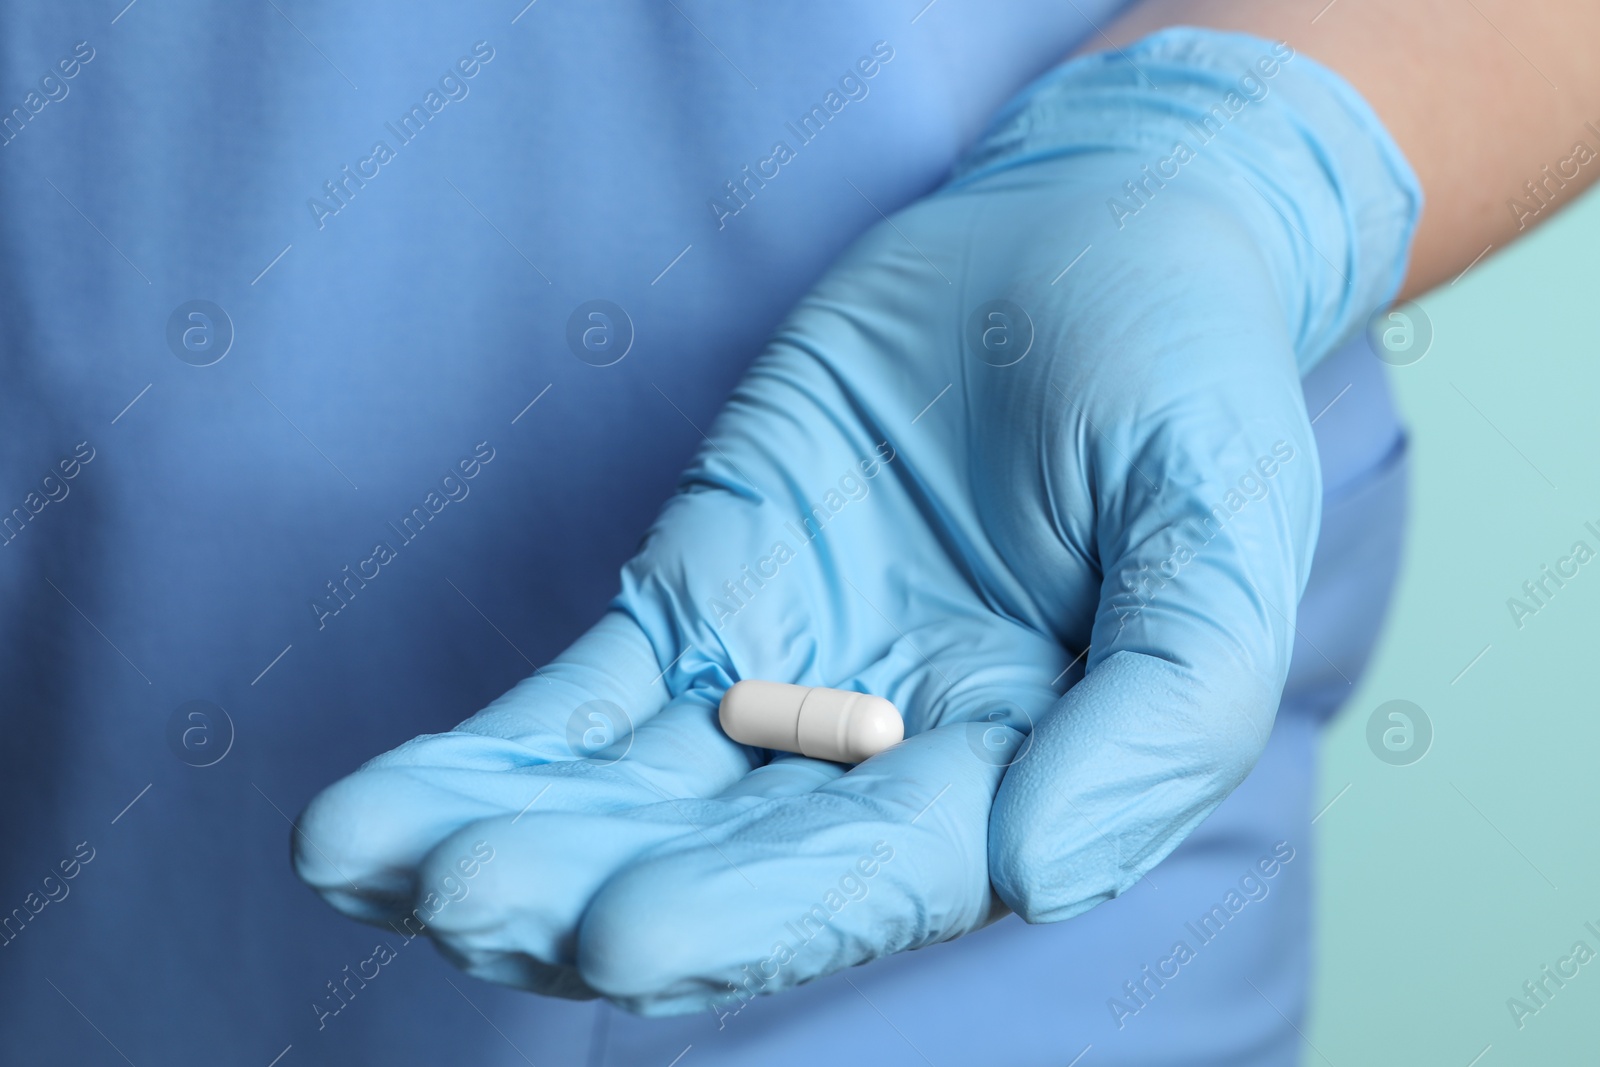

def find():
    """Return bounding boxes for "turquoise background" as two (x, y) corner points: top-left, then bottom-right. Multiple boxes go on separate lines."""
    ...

(1310, 189), (1600, 1063)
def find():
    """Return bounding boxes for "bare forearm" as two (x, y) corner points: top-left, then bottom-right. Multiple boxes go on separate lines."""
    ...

(1095, 0), (1600, 296)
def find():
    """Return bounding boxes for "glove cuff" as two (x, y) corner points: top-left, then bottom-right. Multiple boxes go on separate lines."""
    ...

(949, 27), (1423, 375)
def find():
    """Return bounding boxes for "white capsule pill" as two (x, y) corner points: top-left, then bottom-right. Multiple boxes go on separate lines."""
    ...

(718, 681), (904, 764)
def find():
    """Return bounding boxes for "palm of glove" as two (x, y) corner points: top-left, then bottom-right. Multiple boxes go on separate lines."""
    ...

(294, 145), (1322, 1017)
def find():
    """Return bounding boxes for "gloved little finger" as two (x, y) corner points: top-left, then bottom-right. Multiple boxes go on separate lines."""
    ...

(293, 616), (747, 923)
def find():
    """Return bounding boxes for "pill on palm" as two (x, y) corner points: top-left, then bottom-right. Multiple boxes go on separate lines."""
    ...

(718, 681), (904, 764)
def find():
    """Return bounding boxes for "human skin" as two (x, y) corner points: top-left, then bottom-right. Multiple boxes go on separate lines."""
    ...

(1095, 0), (1600, 296)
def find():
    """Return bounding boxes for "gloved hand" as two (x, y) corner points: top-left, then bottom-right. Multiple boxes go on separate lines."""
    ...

(294, 29), (1419, 1017)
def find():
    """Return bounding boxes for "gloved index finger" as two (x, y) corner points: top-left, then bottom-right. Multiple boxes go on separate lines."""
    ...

(575, 722), (1012, 1016)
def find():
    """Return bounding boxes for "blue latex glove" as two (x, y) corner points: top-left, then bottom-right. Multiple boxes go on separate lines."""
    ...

(294, 29), (1419, 1017)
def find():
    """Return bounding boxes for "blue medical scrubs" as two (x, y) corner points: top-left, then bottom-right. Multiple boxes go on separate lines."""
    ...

(0, 3), (1406, 1063)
